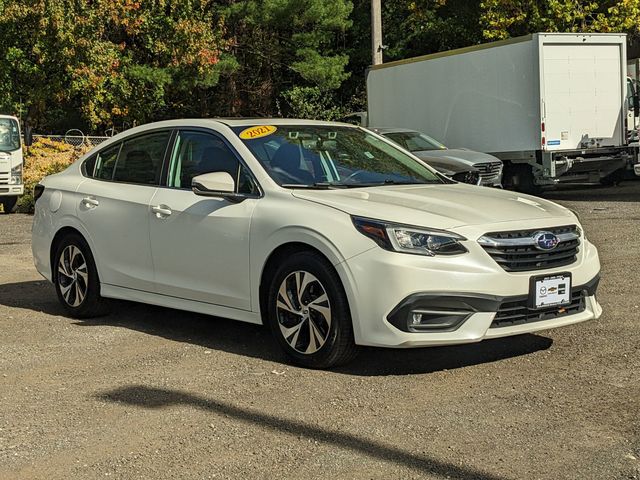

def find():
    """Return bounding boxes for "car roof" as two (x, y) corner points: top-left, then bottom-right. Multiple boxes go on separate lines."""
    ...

(368, 127), (419, 134)
(215, 118), (356, 128)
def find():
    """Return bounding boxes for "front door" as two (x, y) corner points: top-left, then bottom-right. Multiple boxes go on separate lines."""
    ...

(149, 129), (260, 310)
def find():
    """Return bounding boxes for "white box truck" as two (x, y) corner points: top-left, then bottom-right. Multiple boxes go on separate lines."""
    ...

(367, 33), (633, 192)
(0, 114), (25, 212)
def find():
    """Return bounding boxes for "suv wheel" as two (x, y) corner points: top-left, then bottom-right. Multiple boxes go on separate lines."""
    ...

(266, 251), (358, 369)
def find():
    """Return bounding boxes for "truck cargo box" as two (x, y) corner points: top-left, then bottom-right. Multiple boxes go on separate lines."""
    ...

(367, 33), (630, 188)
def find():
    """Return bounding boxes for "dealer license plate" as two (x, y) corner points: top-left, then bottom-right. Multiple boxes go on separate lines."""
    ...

(531, 274), (571, 309)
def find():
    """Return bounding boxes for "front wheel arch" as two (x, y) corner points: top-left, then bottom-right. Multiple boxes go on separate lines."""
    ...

(259, 243), (336, 324)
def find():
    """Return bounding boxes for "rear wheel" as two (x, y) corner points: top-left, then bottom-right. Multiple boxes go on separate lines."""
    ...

(600, 168), (625, 186)
(0, 196), (17, 214)
(266, 251), (358, 369)
(503, 164), (542, 195)
(53, 233), (109, 318)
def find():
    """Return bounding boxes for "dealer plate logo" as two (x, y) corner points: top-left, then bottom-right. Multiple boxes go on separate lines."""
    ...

(533, 231), (559, 251)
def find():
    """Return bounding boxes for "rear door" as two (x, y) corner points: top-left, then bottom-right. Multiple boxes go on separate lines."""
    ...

(75, 130), (171, 292)
(541, 39), (624, 150)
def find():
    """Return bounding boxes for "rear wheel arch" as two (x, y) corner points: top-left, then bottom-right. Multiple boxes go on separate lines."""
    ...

(50, 227), (91, 282)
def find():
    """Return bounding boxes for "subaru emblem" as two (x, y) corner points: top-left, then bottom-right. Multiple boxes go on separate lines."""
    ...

(533, 231), (559, 251)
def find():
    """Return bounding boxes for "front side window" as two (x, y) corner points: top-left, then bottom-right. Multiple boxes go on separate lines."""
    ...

(0, 118), (21, 152)
(167, 130), (258, 194)
(383, 131), (447, 152)
(234, 125), (443, 187)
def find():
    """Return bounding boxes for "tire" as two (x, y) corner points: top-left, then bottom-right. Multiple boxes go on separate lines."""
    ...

(266, 251), (359, 369)
(600, 168), (624, 186)
(504, 164), (542, 196)
(1, 196), (17, 214)
(53, 233), (109, 318)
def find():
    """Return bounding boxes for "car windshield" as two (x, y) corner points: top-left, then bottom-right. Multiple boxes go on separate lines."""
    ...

(0, 118), (20, 152)
(383, 131), (447, 152)
(233, 125), (442, 188)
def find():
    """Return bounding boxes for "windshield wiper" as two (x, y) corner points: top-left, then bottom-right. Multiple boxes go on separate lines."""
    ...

(281, 182), (350, 190)
(352, 179), (433, 187)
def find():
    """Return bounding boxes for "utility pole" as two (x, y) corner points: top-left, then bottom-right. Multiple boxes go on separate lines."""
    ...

(371, 0), (383, 66)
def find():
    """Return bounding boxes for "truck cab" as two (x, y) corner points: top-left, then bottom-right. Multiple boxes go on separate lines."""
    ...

(0, 115), (24, 213)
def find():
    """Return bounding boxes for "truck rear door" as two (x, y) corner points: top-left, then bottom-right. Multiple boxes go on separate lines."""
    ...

(541, 38), (624, 151)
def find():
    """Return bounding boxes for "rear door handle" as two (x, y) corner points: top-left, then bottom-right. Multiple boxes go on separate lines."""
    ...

(82, 196), (99, 208)
(152, 204), (172, 218)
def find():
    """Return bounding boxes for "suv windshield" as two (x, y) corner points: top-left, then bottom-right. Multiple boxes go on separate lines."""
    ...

(0, 118), (20, 152)
(234, 125), (442, 188)
(383, 131), (447, 152)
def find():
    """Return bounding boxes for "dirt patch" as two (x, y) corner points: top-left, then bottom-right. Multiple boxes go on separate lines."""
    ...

(1, 182), (639, 479)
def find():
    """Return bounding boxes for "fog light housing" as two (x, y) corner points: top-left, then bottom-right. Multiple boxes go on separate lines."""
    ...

(407, 310), (471, 332)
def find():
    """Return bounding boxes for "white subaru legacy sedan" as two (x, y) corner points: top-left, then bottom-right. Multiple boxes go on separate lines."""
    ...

(32, 119), (602, 368)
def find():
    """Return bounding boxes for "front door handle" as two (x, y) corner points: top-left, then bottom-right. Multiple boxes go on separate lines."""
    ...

(82, 196), (99, 208)
(152, 204), (172, 218)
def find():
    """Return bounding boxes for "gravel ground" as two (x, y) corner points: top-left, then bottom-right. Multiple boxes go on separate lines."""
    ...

(0, 182), (639, 479)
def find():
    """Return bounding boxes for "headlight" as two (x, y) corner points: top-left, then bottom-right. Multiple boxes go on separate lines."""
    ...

(10, 164), (22, 184)
(352, 216), (468, 256)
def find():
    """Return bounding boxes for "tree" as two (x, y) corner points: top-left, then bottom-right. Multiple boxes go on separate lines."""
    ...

(480, 0), (640, 41)
(0, 0), (231, 132)
(214, 0), (353, 117)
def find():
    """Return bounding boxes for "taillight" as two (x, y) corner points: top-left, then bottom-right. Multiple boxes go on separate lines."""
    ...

(34, 184), (45, 202)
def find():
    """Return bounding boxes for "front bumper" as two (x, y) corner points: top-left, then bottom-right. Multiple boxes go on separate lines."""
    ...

(0, 184), (24, 196)
(337, 236), (601, 348)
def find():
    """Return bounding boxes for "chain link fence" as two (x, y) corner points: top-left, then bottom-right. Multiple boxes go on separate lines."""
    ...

(33, 134), (110, 148)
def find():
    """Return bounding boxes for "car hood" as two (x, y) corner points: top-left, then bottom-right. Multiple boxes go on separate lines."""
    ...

(412, 154), (477, 174)
(291, 183), (574, 232)
(414, 148), (500, 167)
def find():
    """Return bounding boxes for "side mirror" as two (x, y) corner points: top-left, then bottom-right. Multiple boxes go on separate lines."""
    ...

(192, 172), (246, 202)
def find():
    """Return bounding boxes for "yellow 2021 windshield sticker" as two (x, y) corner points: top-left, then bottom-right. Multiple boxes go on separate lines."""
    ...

(239, 125), (277, 140)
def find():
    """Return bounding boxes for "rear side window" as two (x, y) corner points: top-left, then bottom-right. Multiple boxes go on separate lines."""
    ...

(94, 144), (121, 180)
(82, 154), (97, 177)
(88, 131), (170, 185)
(113, 131), (170, 185)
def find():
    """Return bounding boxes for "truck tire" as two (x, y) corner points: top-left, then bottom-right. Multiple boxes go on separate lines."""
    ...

(600, 168), (625, 186)
(504, 164), (542, 196)
(0, 196), (17, 214)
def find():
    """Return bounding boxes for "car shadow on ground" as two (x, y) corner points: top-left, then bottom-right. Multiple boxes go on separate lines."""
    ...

(540, 180), (640, 202)
(95, 385), (511, 480)
(0, 280), (553, 376)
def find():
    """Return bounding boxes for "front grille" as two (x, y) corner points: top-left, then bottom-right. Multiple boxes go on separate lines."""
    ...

(452, 170), (480, 185)
(475, 161), (502, 181)
(478, 225), (580, 272)
(491, 289), (586, 328)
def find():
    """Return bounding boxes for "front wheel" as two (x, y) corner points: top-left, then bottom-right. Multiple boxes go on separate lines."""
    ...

(53, 233), (109, 318)
(0, 196), (17, 214)
(266, 251), (358, 369)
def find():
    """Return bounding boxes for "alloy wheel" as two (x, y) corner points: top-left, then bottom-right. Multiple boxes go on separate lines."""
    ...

(276, 271), (332, 354)
(57, 245), (89, 307)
